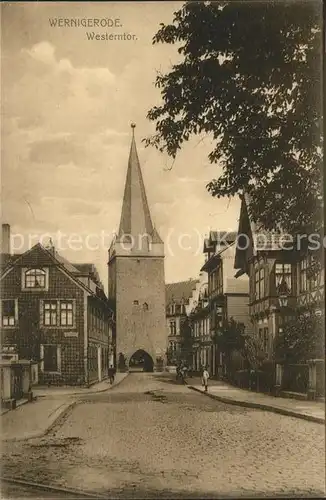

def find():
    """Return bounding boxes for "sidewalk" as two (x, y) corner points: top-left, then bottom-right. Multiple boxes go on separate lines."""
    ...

(1, 397), (75, 442)
(1, 373), (129, 441)
(188, 377), (325, 424)
(32, 372), (128, 398)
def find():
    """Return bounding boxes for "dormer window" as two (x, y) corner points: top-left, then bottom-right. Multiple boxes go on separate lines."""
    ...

(22, 268), (49, 291)
(133, 300), (139, 306)
(143, 302), (149, 311)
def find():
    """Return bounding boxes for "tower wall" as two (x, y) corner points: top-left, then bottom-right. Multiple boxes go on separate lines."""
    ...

(113, 255), (166, 368)
(107, 125), (167, 371)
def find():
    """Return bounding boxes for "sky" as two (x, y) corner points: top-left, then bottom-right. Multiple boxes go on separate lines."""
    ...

(2, 1), (241, 290)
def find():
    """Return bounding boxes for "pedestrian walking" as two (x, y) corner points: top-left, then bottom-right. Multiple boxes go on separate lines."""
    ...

(181, 365), (188, 384)
(108, 365), (115, 385)
(202, 367), (210, 392)
(176, 363), (181, 382)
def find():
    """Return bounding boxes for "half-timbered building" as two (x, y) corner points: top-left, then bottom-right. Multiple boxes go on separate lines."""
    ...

(234, 194), (324, 360)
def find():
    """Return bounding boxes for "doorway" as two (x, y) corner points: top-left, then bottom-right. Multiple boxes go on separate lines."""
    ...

(129, 350), (154, 372)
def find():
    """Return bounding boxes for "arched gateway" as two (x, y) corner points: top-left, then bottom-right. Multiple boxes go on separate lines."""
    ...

(129, 350), (154, 372)
(108, 125), (167, 372)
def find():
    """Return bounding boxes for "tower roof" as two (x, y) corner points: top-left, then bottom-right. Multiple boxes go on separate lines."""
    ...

(118, 124), (163, 244)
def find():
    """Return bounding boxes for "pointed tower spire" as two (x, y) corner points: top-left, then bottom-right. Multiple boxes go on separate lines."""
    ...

(118, 124), (162, 244)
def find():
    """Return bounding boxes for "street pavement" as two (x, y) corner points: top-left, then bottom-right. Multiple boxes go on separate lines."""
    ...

(1, 374), (128, 442)
(188, 377), (325, 424)
(1, 373), (325, 499)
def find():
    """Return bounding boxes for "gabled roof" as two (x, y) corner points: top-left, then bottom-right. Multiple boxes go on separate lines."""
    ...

(53, 251), (81, 274)
(203, 230), (237, 254)
(234, 194), (295, 274)
(1, 243), (108, 303)
(0, 253), (21, 271)
(72, 263), (104, 290)
(209, 231), (237, 245)
(201, 237), (236, 273)
(72, 263), (94, 274)
(165, 279), (199, 305)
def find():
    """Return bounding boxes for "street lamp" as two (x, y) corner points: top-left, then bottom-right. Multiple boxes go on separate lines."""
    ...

(274, 278), (291, 395)
(277, 278), (290, 308)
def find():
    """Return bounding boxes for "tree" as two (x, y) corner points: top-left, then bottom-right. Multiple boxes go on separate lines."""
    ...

(212, 317), (246, 376)
(212, 317), (245, 353)
(146, 1), (323, 234)
(274, 307), (324, 363)
(242, 333), (267, 372)
(179, 316), (193, 364)
(166, 346), (176, 365)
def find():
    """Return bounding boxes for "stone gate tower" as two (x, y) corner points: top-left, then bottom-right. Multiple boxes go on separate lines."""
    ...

(108, 124), (166, 371)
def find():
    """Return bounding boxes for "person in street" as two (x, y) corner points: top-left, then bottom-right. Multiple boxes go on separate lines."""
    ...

(108, 365), (115, 384)
(202, 366), (210, 392)
(181, 364), (188, 384)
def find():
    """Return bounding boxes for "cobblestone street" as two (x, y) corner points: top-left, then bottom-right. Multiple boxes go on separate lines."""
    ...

(2, 373), (325, 498)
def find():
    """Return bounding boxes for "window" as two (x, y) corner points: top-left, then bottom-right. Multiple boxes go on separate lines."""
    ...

(255, 266), (265, 300)
(1, 300), (17, 326)
(143, 302), (149, 311)
(216, 264), (223, 295)
(42, 345), (60, 372)
(133, 300), (139, 306)
(169, 320), (176, 335)
(44, 301), (57, 326)
(41, 300), (74, 327)
(275, 263), (292, 293)
(300, 255), (319, 293)
(24, 268), (46, 289)
(60, 301), (73, 326)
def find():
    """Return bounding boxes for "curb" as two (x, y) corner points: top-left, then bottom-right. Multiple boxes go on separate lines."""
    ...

(0, 476), (108, 499)
(188, 386), (325, 425)
(1, 400), (77, 443)
(34, 372), (129, 398)
(1, 398), (30, 417)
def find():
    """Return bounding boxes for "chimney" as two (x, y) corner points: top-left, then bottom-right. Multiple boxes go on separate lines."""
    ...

(1, 224), (11, 254)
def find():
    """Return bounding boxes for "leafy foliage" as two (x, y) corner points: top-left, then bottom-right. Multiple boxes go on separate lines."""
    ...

(242, 334), (267, 371)
(146, 1), (323, 233)
(213, 317), (268, 371)
(212, 317), (245, 353)
(274, 307), (324, 362)
(180, 316), (193, 357)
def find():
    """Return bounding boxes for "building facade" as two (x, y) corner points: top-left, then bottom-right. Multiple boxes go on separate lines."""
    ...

(234, 194), (325, 360)
(108, 125), (167, 371)
(190, 231), (250, 376)
(0, 230), (113, 386)
(165, 279), (198, 364)
(188, 281), (211, 374)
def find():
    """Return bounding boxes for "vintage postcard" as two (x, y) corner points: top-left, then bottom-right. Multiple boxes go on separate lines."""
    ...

(1, 1), (324, 498)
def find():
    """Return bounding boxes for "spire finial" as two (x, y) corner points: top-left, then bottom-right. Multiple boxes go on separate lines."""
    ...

(131, 122), (136, 137)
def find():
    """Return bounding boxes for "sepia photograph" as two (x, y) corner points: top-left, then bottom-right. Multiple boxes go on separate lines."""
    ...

(0, 1), (325, 498)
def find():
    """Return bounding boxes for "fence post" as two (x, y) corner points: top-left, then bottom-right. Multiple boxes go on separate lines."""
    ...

(274, 363), (283, 397)
(307, 359), (317, 401)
